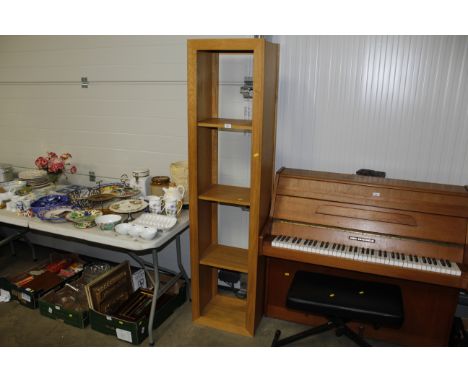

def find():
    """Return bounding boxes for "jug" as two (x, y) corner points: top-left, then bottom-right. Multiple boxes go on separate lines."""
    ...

(162, 185), (185, 202)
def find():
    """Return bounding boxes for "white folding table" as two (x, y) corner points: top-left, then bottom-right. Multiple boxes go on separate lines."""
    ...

(0, 208), (190, 345)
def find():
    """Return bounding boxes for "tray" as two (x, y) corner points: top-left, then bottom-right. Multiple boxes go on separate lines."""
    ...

(132, 213), (177, 230)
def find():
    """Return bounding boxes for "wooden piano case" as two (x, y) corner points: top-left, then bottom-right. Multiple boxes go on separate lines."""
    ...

(261, 168), (468, 346)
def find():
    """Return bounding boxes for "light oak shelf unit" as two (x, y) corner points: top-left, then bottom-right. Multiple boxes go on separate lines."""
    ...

(188, 38), (279, 336)
(197, 118), (252, 131)
(198, 184), (250, 206)
(199, 244), (249, 273)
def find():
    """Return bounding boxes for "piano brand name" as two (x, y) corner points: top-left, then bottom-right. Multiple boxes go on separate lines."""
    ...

(349, 236), (375, 243)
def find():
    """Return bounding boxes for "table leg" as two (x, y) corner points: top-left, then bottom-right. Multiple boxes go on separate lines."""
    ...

(148, 249), (160, 346)
(23, 233), (37, 261)
(127, 251), (154, 287)
(176, 235), (191, 301)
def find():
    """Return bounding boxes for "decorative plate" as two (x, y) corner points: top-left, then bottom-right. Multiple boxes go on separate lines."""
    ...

(109, 187), (140, 198)
(37, 206), (76, 223)
(109, 199), (148, 214)
(30, 194), (71, 216)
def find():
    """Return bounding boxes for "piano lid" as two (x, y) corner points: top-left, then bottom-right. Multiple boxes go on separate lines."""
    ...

(273, 168), (468, 218)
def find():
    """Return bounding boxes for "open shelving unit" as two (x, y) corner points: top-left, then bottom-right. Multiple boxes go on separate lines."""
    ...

(188, 38), (279, 336)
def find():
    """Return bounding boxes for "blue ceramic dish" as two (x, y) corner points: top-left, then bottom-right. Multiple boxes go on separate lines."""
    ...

(30, 194), (71, 216)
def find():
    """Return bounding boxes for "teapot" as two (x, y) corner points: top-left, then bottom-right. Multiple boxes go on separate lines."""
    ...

(162, 185), (185, 202)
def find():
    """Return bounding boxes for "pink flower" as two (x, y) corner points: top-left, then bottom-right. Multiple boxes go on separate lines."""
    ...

(48, 159), (64, 173)
(69, 165), (77, 174)
(47, 152), (57, 159)
(35, 156), (49, 169)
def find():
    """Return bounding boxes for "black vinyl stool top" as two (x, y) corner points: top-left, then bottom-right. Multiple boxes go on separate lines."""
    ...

(287, 271), (404, 327)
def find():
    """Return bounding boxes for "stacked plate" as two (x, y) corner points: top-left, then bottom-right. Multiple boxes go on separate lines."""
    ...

(18, 169), (51, 189)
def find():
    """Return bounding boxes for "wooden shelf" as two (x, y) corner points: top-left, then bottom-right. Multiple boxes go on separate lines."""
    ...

(200, 244), (249, 273)
(194, 294), (250, 336)
(198, 184), (250, 206)
(198, 118), (252, 131)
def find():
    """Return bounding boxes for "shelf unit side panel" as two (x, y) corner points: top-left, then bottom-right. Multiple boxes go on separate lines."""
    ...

(254, 42), (280, 329)
(245, 42), (265, 334)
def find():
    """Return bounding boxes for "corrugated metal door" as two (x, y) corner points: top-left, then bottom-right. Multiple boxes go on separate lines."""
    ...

(272, 35), (468, 185)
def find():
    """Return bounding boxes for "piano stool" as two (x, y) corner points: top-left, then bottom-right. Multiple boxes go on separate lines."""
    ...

(271, 271), (404, 347)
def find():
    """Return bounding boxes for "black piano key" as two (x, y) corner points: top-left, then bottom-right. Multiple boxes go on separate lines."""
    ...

(320, 241), (324, 248)
(432, 258), (439, 266)
(414, 256), (418, 262)
(422, 257), (427, 264)
(391, 252), (395, 259)
(427, 258), (432, 265)
(402, 254), (405, 260)
(440, 259), (446, 266)
(396, 253), (400, 260)
(409, 254), (413, 262)
(446, 260), (452, 268)
(361, 248), (365, 254)
(384, 252), (387, 258)
(325, 242), (330, 249)
(354, 247), (358, 253)
(297, 239), (303, 245)
(366, 248), (370, 255)
(332, 243), (336, 250)
(313, 240), (318, 246)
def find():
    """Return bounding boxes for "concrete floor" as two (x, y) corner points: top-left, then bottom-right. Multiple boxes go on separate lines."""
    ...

(0, 242), (391, 347)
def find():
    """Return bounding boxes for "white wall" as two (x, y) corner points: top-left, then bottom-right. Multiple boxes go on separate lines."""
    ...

(0, 36), (189, 182)
(272, 35), (468, 185)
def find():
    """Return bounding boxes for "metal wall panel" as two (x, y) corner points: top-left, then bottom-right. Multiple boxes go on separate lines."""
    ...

(272, 36), (468, 185)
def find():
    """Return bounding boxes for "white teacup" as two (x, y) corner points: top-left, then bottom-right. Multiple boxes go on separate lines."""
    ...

(115, 223), (131, 235)
(147, 195), (163, 214)
(128, 224), (144, 238)
(140, 226), (157, 240)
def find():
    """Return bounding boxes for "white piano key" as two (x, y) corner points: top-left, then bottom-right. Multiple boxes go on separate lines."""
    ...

(270, 235), (461, 277)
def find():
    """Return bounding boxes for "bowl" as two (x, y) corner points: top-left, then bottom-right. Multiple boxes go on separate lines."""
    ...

(95, 214), (122, 230)
(65, 209), (103, 229)
(128, 224), (144, 238)
(139, 226), (157, 240)
(115, 223), (131, 235)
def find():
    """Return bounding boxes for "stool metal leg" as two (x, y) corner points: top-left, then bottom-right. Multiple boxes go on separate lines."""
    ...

(272, 321), (337, 347)
(340, 325), (371, 347)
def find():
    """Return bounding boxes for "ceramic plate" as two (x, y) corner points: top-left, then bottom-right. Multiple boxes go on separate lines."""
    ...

(109, 199), (148, 214)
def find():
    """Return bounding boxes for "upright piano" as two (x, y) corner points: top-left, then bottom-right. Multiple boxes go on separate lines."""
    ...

(260, 168), (468, 346)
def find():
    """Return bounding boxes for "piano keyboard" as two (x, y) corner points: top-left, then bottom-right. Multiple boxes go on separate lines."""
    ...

(271, 235), (462, 276)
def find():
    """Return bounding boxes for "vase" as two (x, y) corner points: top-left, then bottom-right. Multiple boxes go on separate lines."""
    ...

(47, 173), (60, 184)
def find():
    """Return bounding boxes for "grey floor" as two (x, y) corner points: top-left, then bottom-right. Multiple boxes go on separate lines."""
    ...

(0, 241), (392, 347)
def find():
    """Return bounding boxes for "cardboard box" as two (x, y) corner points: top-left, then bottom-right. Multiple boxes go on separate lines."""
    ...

(87, 261), (187, 345)
(1, 253), (85, 309)
(90, 283), (186, 345)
